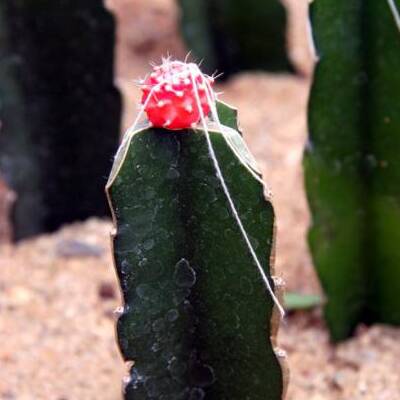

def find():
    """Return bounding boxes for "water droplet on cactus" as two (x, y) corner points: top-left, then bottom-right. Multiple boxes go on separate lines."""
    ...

(143, 238), (155, 250)
(199, 182), (217, 203)
(166, 167), (180, 179)
(174, 259), (197, 288)
(138, 257), (148, 267)
(189, 363), (215, 387)
(224, 228), (233, 239)
(133, 245), (143, 256)
(233, 314), (241, 329)
(240, 276), (254, 295)
(152, 318), (166, 332)
(189, 388), (205, 400)
(121, 259), (130, 272)
(166, 309), (179, 322)
(135, 163), (145, 175)
(151, 341), (162, 352)
(168, 356), (187, 382)
(250, 236), (259, 250)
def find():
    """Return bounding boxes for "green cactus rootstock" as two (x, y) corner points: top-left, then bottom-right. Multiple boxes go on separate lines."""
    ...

(304, 0), (400, 341)
(178, 0), (293, 78)
(106, 103), (285, 399)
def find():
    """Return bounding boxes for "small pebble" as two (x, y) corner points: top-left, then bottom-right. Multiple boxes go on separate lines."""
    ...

(55, 239), (104, 258)
(98, 282), (116, 300)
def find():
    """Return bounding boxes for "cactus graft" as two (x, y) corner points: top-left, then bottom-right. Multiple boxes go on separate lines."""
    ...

(107, 61), (286, 398)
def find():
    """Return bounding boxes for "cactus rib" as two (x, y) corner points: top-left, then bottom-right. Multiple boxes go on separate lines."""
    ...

(304, 0), (400, 341)
(107, 102), (286, 399)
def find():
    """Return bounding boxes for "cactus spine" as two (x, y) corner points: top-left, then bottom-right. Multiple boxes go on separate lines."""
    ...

(304, 0), (400, 341)
(107, 102), (286, 399)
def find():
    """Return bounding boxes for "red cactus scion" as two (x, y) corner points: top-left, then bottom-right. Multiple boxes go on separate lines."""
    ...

(141, 60), (214, 130)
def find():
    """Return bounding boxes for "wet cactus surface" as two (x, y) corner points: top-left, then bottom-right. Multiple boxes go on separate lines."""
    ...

(107, 109), (284, 398)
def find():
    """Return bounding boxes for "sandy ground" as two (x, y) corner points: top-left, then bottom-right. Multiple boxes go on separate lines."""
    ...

(2, 220), (400, 400)
(1, 0), (400, 399)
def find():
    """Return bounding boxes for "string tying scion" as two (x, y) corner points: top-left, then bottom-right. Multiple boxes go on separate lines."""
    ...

(140, 59), (214, 129)
(136, 58), (285, 318)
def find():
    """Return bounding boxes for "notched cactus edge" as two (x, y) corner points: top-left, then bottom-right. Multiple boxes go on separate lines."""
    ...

(106, 101), (288, 399)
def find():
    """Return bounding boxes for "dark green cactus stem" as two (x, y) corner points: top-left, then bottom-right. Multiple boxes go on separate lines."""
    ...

(304, 0), (400, 341)
(107, 102), (286, 399)
(178, 0), (293, 78)
(0, 1), (121, 240)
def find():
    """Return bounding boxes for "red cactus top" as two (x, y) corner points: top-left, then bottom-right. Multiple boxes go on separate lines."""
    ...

(141, 60), (214, 130)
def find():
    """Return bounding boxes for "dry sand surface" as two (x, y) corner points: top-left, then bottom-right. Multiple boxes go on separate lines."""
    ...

(1, 0), (400, 399)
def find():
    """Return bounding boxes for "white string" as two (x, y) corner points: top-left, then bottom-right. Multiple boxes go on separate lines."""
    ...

(199, 73), (267, 187)
(188, 66), (285, 318)
(132, 60), (285, 317)
(387, 0), (400, 32)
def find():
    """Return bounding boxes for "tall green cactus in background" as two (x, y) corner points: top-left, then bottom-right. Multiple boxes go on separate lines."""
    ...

(0, 1), (121, 240)
(107, 103), (286, 399)
(304, 0), (400, 341)
(177, 0), (293, 78)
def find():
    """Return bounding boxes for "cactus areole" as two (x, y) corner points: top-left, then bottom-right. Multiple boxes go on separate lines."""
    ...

(107, 59), (286, 399)
(141, 61), (214, 130)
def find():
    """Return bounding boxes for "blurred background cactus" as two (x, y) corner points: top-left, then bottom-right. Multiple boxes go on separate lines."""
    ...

(177, 0), (293, 78)
(107, 103), (286, 399)
(304, 0), (400, 341)
(0, 0), (121, 240)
